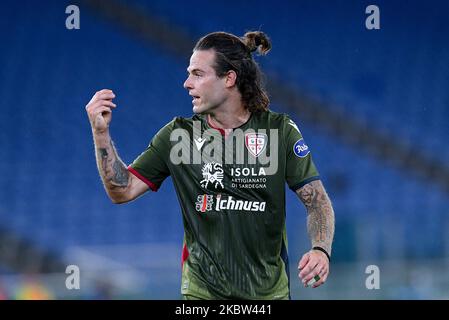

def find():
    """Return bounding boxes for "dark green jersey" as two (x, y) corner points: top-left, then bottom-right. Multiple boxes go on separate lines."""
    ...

(128, 110), (319, 299)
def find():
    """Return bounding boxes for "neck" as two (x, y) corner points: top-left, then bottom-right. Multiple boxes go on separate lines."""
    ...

(207, 102), (251, 130)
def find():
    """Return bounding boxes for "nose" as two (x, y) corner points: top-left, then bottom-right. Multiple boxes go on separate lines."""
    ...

(183, 76), (193, 90)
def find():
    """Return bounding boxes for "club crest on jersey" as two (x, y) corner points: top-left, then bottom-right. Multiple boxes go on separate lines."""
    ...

(195, 195), (214, 213)
(293, 139), (310, 158)
(245, 133), (267, 158)
(200, 162), (224, 189)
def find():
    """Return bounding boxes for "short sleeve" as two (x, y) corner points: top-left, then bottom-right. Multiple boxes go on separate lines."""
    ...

(128, 119), (174, 191)
(283, 115), (320, 191)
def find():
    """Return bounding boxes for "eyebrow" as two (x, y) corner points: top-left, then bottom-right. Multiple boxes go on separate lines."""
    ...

(187, 68), (204, 74)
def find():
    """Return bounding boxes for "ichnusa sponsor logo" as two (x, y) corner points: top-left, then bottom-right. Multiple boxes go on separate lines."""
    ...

(195, 194), (266, 213)
(195, 195), (214, 213)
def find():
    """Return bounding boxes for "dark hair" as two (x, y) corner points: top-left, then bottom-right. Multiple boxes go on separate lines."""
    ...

(193, 31), (272, 113)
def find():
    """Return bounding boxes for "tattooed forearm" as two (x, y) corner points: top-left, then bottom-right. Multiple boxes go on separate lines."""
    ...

(95, 139), (129, 192)
(296, 180), (335, 255)
(112, 158), (129, 186)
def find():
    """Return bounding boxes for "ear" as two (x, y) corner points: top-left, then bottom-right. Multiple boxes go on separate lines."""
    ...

(224, 70), (237, 88)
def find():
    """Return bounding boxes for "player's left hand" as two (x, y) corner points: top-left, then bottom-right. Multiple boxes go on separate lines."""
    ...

(298, 249), (330, 288)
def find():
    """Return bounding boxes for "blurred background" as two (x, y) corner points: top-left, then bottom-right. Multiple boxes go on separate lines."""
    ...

(0, 0), (448, 299)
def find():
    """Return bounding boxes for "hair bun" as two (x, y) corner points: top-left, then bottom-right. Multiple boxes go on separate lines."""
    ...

(242, 31), (271, 55)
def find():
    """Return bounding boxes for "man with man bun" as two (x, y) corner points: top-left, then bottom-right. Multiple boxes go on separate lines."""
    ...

(86, 31), (335, 299)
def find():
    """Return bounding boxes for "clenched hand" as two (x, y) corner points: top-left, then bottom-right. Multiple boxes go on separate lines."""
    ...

(85, 89), (117, 133)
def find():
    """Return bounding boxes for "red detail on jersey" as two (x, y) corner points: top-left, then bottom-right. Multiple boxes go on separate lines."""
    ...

(127, 166), (159, 191)
(201, 195), (208, 212)
(181, 243), (189, 267)
(207, 114), (225, 136)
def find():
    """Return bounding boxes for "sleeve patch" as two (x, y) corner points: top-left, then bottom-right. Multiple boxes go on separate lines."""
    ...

(293, 139), (310, 158)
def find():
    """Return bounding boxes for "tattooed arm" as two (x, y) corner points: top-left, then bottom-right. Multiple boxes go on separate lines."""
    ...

(86, 89), (149, 204)
(297, 180), (335, 254)
(296, 180), (335, 288)
(93, 134), (148, 203)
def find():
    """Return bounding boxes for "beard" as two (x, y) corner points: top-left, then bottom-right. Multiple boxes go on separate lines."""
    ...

(192, 101), (217, 115)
